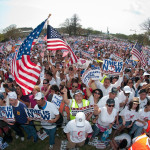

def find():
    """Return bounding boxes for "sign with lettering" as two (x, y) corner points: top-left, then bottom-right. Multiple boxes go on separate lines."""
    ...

(71, 105), (94, 116)
(51, 94), (63, 109)
(82, 69), (101, 86)
(102, 59), (123, 75)
(0, 106), (15, 122)
(25, 108), (51, 122)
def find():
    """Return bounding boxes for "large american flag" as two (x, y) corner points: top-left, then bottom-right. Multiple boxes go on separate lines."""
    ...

(47, 25), (78, 65)
(11, 19), (47, 95)
(131, 43), (147, 67)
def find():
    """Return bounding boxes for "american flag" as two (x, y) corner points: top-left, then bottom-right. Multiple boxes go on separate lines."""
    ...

(11, 19), (47, 95)
(47, 25), (78, 65)
(81, 50), (93, 60)
(131, 43), (147, 67)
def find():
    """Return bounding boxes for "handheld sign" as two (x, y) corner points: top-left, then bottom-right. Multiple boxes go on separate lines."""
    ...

(0, 106), (15, 122)
(102, 59), (123, 75)
(25, 108), (51, 122)
(71, 105), (94, 116)
(51, 94), (63, 109)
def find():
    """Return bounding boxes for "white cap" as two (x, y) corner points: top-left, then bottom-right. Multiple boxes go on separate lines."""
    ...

(140, 82), (147, 86)
(34, 56), (37, 59)
(143, 72), (150, 76)
(75, 112), (85, 127)
(8, 91), (17, 99)
(34, 92), (44, 100)
(123, 86), (132, 94)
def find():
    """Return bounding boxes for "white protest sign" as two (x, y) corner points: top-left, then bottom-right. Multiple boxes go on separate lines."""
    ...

(51, 94), (63, 109)
(82, 69), (101, 86)
(0, 106), (15, 122)
(71, 105), (94, 116)
(37, 130), (48, 140)
(102, 59), (123, 75)
(25, 108), (51, 122)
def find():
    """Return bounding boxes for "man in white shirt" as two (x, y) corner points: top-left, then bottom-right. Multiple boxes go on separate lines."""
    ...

(138, 89), (148, 109)
(117, 86), (134, 111)
(34, 92), (60, 150)
(64, 112), (93, 149)
(94, 73), (123, 96)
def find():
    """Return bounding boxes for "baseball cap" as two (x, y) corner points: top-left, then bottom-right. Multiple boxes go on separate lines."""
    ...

(7, 78), (13, 83)
(123, 86), (131, 94)
(106, 98), (115, 105)
(139, 89), (147, 94)
(74, 90), (83, 95)
(132, 97), (139, 104)
(143, 72), (150, 76)
(111, 87), (118, 94)
(75, 112), (85, 127)
(34, 92), (44, 100)
(0, 93), (4, 100)
(8, 91), (17, 99)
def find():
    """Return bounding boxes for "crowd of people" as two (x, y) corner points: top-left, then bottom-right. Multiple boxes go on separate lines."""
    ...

(0, 36), (150, 150)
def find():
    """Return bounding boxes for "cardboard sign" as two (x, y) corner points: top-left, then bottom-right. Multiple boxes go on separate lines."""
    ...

(0, 106), (15, 122)
(71, 105), (94, 116)
(82, 69), (101, 86)
(102, 59), (123, 75)
(25, 108), (51, 122)
(51, 94), (63, 109)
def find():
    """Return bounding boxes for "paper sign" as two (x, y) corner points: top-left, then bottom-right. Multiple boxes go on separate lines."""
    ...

(37, 130), (48, 140)
(102, 59), (123, 75)
(71, 105), (94, 116)
(25, 108), (51, 122)
(0, 106), (15, 122)
(51, 94), (63, 109)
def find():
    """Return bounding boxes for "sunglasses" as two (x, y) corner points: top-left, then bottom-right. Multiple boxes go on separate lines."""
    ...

(43, 82), (48, 84)
(108, 105), (115, 107)
(94, 92), (101, 95)
(72, 85), (78, 88)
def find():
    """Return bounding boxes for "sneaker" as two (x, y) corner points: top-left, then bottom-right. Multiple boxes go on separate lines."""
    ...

(49, 145), (53, 150)
(21, 137), (24, 141)
(15, 135), (19, 139)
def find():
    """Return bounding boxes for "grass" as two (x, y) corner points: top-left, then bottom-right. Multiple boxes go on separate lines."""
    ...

(5, 127), (116, 150)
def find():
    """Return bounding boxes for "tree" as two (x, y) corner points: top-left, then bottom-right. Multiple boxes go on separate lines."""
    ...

(3, 24), (21, 40)
(140, 18), (150, 35)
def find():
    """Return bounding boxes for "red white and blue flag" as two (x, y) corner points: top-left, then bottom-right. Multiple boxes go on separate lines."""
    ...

(131, 43), (147, 67)
(11, 19), (47, 95)
(47, 25), (78, 66)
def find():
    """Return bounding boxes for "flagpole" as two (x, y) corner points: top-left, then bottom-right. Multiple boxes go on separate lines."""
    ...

(47, 14), (51, 62)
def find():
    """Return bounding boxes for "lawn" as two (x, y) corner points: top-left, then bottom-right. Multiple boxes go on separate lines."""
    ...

(5, 127), (115, 150)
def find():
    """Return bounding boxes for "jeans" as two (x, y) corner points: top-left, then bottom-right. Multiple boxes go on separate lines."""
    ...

(129, 123), (143, 138)
(44, 127), (57, 145)
(119, 118), (132, 127)
(21, 122), (38, 140)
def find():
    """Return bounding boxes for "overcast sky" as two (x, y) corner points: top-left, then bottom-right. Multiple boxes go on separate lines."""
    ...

(0, 0), (150, 35)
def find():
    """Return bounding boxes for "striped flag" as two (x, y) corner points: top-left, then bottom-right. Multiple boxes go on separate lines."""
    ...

(47, 25), (78, 66)
(131, 43), (147, 67)
(112, 53), (123, 61)
(81, 50), (93, 60)
(11, 19), (47, 95)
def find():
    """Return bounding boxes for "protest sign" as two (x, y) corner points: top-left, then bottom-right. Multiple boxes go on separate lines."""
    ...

(71, 105), (94, 116)
(25, 108), (51, 122)
(37, 130), (48, 141)
(51, 94), (63, 109)
(0, 137), (9, 150)
(0, 106), (15, 122)
(82, 69), (101, 86)
(125, 59), (137, 68)
(102, 59), (123, 75)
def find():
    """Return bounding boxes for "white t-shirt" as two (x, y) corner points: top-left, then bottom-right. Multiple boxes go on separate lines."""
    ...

(114, 133), (131, 148)
(135, 108), (150, 127)
(66, 74), (78, 81)
(117, 91), (134, 111)
(138, 97), (148, 109)
(97, 106), (117, 128)
(64, 119), (93, 143)
(97, 95), (120, 113)
(95, 76), (123, 96)
(69, 90), (75, 99)
(119, 106), (138, 122)
(34, 101), (59, 129)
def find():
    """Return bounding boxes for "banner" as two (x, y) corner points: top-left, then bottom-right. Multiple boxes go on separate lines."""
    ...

(51, 94), (63, 109)
(25, 108), (51, 122)
(102, 59), (123, 75)
(0, 106), (15, 122)
(71, 105), (94, 116)
(125, 59), (137, 68)
(82, 69), (101, 86)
